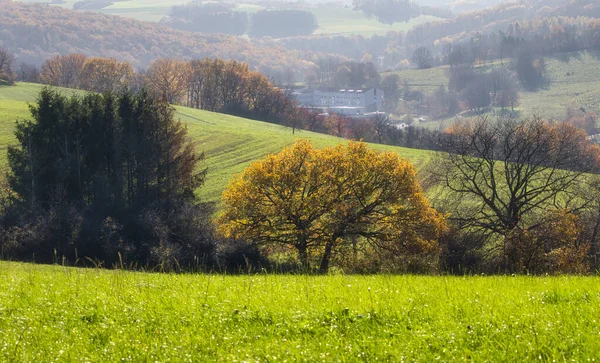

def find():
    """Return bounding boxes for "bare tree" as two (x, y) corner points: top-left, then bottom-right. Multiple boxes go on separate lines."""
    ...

(490, 69), (520, 111)
(40, 54), (87, 88)
(17, 63), (40, 83)
(459, 76), (491, 113)
(412, 46), (433, 69)
(429, 116), (600, 270)
(144, 58), (190, 104)
(0, 47), (16, 85)
(373, 112), (390, 144)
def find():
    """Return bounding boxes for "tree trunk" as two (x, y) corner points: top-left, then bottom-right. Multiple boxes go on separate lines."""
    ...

(319, 240), (335, 274)
(590, 208), (600, 270)
(297, 244), (309, 271)
(27, 132), (35, 207)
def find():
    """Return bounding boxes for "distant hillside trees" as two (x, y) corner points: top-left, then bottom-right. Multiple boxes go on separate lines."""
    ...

(17, 63), (40, 83)
(162, 2), (249, 35)
(178, 58), (301, 125)
(380, 73), (402, 113)
(41, 54), (87, 88)
(0, 47), (16, 85)
(2, 89), (215, 267)
(35, 53), (308, 131)
(565, 105), (599, 135)
(248, 10), (317, 38)
(352, 0), (451, 24)
(512, 47), (547, 90)
(79, 57), (135, 93)
(412, 46), (433, 69)
(0, 1), (308, 73)
(446, 66), (521, 113)
(164, 2), (321, 38)
(40, 54), (135, 92)
(145, 58), (190, 104)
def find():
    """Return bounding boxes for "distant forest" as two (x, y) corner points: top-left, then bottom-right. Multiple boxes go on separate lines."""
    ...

(162, 3), (318, 38)
(1, 0), (599, 83)
(0, 1), (309, 75)
(280, 0), (600, 70)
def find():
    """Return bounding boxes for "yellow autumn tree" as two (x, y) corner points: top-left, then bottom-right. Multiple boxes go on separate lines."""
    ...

(218, 140), (446, 273)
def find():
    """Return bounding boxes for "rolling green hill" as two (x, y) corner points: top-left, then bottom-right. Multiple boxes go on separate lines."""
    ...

(387, 50), (600, 129)
(0, 83), (432, 204)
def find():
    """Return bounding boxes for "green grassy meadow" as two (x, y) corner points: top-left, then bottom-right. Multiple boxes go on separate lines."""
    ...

(387, 50), (600, 129)
(1, 261), (599, 361)
(0, 83), (431, 204)
(311, 9), (439, 36)
(98, 0), (173, 22)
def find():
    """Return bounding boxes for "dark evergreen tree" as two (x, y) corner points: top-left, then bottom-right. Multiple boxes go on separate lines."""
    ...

(3, 88), (215, 267)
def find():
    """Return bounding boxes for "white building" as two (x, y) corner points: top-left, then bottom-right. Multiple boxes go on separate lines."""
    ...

(290, 88), (385, 115)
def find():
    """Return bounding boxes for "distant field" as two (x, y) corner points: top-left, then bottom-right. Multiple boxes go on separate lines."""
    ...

(1, 261), (599, 361)
(311, 8), (440, 36)
(386, 51), (600, 129)
(98, 0), (173, 22)
(0, 83), (431, 204)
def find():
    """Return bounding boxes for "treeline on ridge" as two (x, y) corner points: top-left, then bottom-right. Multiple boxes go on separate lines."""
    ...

(162, 3), (318, 38)
(33, 54), (309, 129)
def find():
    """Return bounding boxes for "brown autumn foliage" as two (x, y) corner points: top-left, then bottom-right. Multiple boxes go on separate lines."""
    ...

(41, 54), (87, 88)
(145, 59), (190, 104)
(36, 52), (310, 129)
(506, 210), (590, 274)
(79, 57), (135, 93)
(565, 105), (599, 135)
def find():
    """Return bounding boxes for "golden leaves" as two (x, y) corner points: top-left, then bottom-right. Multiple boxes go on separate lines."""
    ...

(218, 140), (446, 270)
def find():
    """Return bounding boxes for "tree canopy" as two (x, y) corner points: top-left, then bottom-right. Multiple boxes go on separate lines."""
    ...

(218, 140), (446, 273)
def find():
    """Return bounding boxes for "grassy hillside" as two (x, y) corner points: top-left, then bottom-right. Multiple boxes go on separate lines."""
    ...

(0, 83), (432, 204)
(1, 261), (599, 361)
(387, 50), (600, 129)
(98, 0), (173, 22)
(310, 9), (439, 36)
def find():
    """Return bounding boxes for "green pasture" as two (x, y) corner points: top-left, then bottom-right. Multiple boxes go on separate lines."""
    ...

(386, 50), (600, 129)
(1, 261), (599, 361)
(311, 9), (440, 36)
(0, 83), (431, 204)
(98, 0), (173, 22)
